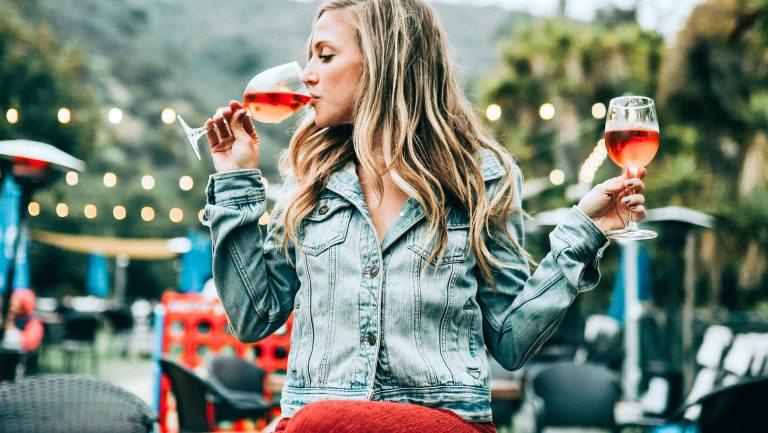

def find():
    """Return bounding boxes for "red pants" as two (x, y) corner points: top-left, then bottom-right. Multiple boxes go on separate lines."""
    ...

(273, 400), (497, 433)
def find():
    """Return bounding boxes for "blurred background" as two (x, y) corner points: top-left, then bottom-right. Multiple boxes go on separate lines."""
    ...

(1, 0), (767, 432)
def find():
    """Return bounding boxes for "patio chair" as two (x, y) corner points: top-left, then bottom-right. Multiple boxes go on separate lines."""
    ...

(0, 348), (22, 382)
(60, 313), (101, 373)
(526, 361), (622, 433)
(160, 357), (272, 433)
(207, 354), (273, 420)
(0, 374), (157, 433)
(159, 358), (215, 433)
(681, 376), (768, 433)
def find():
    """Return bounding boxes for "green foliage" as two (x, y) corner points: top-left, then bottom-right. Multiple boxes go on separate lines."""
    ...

(0, 5), (98, 157)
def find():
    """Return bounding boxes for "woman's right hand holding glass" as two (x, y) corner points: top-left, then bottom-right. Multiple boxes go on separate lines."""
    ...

(206, 100), (261, 173)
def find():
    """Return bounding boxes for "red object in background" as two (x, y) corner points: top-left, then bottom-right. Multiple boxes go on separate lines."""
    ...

(11, 156), (49, 179)
(158, 292), (292, 433)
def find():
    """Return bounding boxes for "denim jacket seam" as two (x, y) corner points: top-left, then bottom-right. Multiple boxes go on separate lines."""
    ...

(512, 309), (567, 370)
(213, 189), (265, 208)
(225, 228), (272, 322)
(499, 271), (563, 334)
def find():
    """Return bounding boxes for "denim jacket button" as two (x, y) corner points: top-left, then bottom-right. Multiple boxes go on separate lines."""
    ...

(364, 332), (377, 346)
(369, 266), (379, 277)
(318, 205), (329, 215)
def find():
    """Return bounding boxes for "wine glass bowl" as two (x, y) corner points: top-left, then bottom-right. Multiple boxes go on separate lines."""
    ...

(177, 61), (310, 160)
(604, 96), (659, 240)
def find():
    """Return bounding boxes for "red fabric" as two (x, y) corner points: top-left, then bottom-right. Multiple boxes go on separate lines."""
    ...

(19, 317), (44, 352)
(11, 289), (35, 315)
(273, 400), (496, 433)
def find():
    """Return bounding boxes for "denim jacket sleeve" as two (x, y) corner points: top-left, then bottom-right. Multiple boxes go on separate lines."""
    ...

(203, 169), (299, 342)
(479, 166), (609, 370)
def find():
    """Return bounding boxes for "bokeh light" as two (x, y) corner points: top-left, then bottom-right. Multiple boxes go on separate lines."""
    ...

(539, 103), (555, 120)
(103, 172), (118, 188)
(485, 104), (502, 122)
(65, 171), (79, 186)
(58, 107), (71, 124)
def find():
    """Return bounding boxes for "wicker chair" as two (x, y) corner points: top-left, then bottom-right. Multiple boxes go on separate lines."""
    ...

(0, 374), (157, 433)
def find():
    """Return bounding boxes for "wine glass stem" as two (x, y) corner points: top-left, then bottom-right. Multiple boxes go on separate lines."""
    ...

(625, 185), (639, 231)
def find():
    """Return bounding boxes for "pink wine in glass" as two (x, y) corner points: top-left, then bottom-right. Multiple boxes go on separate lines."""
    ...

(604, 128), (659, 174)
(243, 90), (311, 124)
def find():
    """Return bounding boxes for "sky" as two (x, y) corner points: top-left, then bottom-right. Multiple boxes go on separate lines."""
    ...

(291, 0), (706, 40)
(430, 0), (705, 39)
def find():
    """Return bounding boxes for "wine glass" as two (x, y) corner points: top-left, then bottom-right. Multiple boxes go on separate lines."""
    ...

(604, 95), (660, 240)
(177, 62), (310, 160)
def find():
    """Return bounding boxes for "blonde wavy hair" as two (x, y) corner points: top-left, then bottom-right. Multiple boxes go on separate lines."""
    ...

(279, 0), (525, 286)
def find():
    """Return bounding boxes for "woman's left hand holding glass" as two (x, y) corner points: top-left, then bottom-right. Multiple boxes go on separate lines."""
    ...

(577, 168), (647, 235)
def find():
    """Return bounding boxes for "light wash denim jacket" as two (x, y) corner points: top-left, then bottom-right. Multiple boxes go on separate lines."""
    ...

(204, 150), (609, 422)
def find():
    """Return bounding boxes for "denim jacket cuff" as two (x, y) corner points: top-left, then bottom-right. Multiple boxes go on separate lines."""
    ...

(550, 206), (610, 292)
(206, 169), (265, 208)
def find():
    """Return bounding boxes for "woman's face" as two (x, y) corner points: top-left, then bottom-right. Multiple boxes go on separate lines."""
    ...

(303, 9), (364, 128)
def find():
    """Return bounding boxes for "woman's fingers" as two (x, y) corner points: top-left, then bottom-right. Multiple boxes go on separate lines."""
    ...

(205, 119), (217, 145)
(213, 113), (231, 141)
(621, 193), (645, 208)
(629, 205), (646, 221)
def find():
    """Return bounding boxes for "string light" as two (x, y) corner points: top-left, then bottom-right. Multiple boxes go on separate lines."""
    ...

(103, 172), (117, 188)
(58, 108), (71, 124)
(141, 175), (155, 190)
(169, 208), (184, 223)
(28, 202), (40, 217)
(485, 104), (502, 122)
(198, 209), (205, 224)
(113, 205), (127, 220)
(179, 176), (194, 191)
(539, 103), (555, 120)
(56, 203), (69, 218)
(108, 108), (123, 124)
(6, 108), (19, 124)
(579, 138), (608, 183)
(65, 171), (79, 186)
(161, 108), (177, 124)
(141, 206), (155, 222)
(84, 204), (98, 219)
(549, 169), (565, 185)
(591, 102), (607, 119)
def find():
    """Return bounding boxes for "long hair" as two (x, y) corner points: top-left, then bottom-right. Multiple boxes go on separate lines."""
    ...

(280, 0), (526, 286)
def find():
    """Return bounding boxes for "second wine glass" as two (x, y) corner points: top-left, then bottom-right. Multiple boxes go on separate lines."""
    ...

(178, 62), (310, 160)
(604, 95), (660, 240)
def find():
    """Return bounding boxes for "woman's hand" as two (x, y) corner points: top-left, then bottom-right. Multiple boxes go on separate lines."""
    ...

(206, 100), (261, 173)
(578, 168), (647, 235)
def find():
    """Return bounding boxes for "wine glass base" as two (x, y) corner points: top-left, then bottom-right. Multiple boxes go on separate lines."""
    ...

(606, 228), (657, 241)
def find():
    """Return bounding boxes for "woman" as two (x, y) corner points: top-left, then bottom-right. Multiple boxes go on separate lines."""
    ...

(203, 1), (646, 431)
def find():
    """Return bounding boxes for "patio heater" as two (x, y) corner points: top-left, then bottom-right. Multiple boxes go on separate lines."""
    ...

(0, 139), (85, 342)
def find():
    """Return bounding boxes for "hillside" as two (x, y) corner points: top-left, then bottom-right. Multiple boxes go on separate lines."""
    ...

(8, 0), (527, 177)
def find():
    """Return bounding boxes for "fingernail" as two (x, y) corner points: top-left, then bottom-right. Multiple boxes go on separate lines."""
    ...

(622, 197), (630, 204)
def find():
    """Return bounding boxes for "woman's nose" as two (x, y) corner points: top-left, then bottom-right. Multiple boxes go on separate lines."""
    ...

(302, 66), (317, 86)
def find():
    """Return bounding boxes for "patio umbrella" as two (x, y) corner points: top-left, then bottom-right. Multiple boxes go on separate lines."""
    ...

(177, 229), (212, 293)
(86, 253), (110, 298)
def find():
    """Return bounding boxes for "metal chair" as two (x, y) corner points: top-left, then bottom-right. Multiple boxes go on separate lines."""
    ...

(686, 377), (768, 433)
(160, 357), (272, 433)
(0, 374), (157, 433)
(207, 354), (273, 420)
(0, 348), (22, 382)
(60, 313), (101, 373)
(159, 358), (215, 433)
(526, 361), (622, 433)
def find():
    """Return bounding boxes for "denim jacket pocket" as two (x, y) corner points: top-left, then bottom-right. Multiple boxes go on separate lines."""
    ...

(408, 221), (471, 266)
(299, 197), (353, 256)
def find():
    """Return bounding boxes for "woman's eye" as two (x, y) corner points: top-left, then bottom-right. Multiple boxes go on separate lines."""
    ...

(319, 54), (334, 63)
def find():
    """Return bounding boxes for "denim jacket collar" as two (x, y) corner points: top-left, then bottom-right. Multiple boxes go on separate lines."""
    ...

(324, 149), (507, 252)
